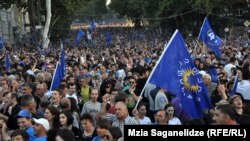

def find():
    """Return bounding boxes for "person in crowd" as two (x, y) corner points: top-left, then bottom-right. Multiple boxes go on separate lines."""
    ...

(137, 102), (151, 124)
(152, 110), (169, 125)
(55, 128), (75, 141)
(66, 84), (78, 104)
(103, 127), (122, 141)
(47, 128), (60, 141)
(112, 101), (139, 135)
(20, 94), (38, 118)
(79, 77), (91, 105)
(224, 57), (236, 79)
(68, 97), (81, 129)
(7, 93), (21, 128)
(199, 71), (217, 97)
(59, 110), (80, 140)
(33, 118), (49, 141)
(10, 129), (30, 141)
(164, 104), (182, 125)
(228, 95), (250, 124)
(44, 105), (60, 129)
(212, 104), (238, 125)
(81, 88), (101, 120)
(80, 113), (97, 141)
(50, 89), (64, 108)
(0, 117), (11, 141)
(16, 109), (36, 141)
(92, 118), (112, 141)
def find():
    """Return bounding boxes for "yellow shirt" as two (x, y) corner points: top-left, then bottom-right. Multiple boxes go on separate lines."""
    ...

(81, 86), (90, 104)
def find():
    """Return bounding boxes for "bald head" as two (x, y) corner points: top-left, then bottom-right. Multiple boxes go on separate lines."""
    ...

(60, 98), (71, 110)
(115, 101), (128, 120)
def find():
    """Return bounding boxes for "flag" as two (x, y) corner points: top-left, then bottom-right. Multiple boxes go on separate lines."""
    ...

(230, 75), (239, 96)
(198, 17), (222, 58)
(106, 32), (112, 45)
(0, 36), (4, 50)
(50, 62), (63, 91)
(89, 22), (97, 31)
(5, 52), (10, 71)
(207, 68), (218, 83)
(149, 30), (212, 118)
(60, 43), (66, 78)
(75, 29), (85, 46)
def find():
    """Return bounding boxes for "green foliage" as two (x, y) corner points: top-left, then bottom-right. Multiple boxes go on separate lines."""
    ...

(76, 0), (108, 21)
(0, 0), (27, 10)
(0, 0), (108, 36)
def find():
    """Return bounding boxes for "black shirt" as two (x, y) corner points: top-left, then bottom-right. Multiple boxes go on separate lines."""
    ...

(7, 104), (21, 130)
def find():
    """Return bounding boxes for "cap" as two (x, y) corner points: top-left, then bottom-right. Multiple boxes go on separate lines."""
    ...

(16, 109), (32, 118)
(33, 118), (50, 131)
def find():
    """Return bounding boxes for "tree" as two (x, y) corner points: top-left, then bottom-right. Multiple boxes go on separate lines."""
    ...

(109, 0), (149, 28)
(43, 0), (51, 48)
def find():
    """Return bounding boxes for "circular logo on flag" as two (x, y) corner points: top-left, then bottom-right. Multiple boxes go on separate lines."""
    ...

(182, 69), (199, 92)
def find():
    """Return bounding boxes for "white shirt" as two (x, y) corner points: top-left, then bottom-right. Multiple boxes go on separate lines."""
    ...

(224, 63), (235, 79)
(236, 80), (250, 100)
(168, 117), (182, 125)
(139, 116), (152, 125)
(66, 93), (78, 104)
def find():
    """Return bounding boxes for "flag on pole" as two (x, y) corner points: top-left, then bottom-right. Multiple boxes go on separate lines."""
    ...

(5, 52), (10, 71)
(198, 17), (222, 58)
(230, 75), (239, 96)
(149, 30), (212, 118)
(75, 29), (85, 46)
(106, 32), (112, 45)
(0, 36), (4, 50)
(50, 62), (63, 91)
(89, 22), (97, 31)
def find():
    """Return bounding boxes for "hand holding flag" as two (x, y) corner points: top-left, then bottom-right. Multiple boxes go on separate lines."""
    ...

(148, 30), (212, 118)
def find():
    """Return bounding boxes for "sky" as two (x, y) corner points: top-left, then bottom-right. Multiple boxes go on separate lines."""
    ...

(106, 0), (111, 6)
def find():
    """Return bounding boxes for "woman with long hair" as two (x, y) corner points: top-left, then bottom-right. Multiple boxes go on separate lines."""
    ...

(44, 105), (60, 129)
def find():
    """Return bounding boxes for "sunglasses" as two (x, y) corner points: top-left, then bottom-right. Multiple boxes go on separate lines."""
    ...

(103, 135), (110, 140)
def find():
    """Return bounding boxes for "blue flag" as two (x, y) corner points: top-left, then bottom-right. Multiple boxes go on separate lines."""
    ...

(149, 30), (212, 118)
(89, 22), (97, 31)
(106, 32), (112, 45)
(75, 29), (85, 46)
(207, 68), (218, 83)
(230, 75), (239, 96)
(60, 43), (66, 78)
(198, 17), (222, 58)
(50, 62), (63, 91)
(5, 52), (10, 71)
(0, 36), (4, 50)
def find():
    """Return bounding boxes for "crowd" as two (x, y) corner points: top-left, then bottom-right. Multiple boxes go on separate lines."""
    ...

(0, 26), (249, 141)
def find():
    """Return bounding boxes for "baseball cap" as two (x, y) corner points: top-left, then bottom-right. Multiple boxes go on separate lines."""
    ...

(16, 109), (32, 118)
(33, 118), (50, 131)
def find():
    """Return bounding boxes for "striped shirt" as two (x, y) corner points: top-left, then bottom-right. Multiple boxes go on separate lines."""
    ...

(112, 115), (139, 135)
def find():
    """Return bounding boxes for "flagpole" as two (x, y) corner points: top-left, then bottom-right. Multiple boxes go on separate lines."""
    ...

(49, 62), (59, 92)
(230, 74), (239, 96)
(197, 17), (206, 39)
(134, 30), (179, 109)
